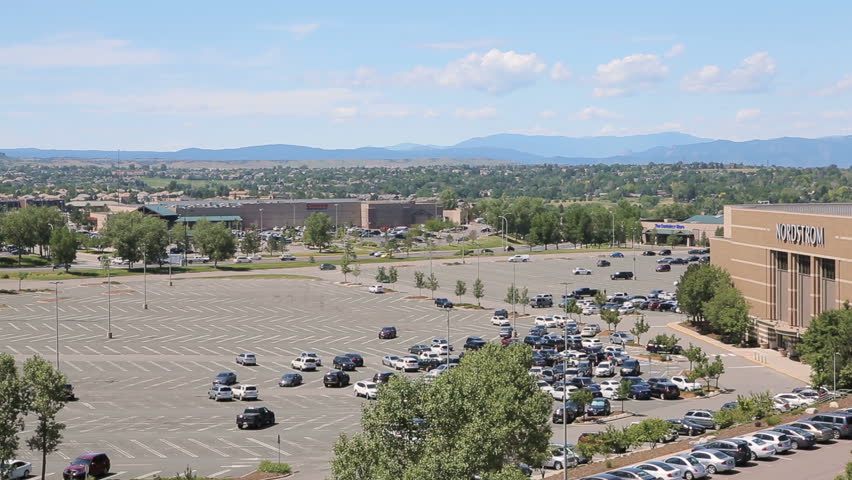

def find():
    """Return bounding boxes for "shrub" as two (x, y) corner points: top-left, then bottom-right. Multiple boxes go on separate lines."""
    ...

(766, 414), (783, 426)
(308, 255), (316, 263)
(257, 461), (292, 474)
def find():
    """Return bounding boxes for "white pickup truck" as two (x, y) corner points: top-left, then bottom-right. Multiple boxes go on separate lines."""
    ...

(232, 384), (259, 400)
(186, 255), (210, 264)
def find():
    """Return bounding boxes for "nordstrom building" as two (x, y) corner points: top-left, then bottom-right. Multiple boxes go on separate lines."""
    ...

(712, 203), (852, 356)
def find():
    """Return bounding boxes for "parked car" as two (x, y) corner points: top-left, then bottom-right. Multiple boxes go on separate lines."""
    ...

(290, 357), (317, 371)
(491, 316), (511, 326)
(768, 426), (817, 449)
(236, 406), (275, 429)
(542, 446), (578, 470)
(213, 371), (237, 385)
(692, 439), (751, 465)
(372, 371), (395, 384)
(649, 383), (679, 401)
(379, 326), (398, 339)
(596, 259), (611, 267)
(610, 271), (634, 280)
(670, 375), (701, 391)
(279, 254), (296, 261)
(629, 383), (652, 400)
(208, 384), (233, 401)
(353, 381), (378, 399)
(774, 392), (814, 408)
(573, 267), (592, 275)
(642, 250), (657, 256)
(661, 455), (707, 480)
(667, 419), (707, 436)
(298, 350), (323, 365)
(585, 398), (612, 416)
(333, 355), (357, 371)
(435, 297), (453, 308)
(608, 467), (656, 479)
(735, 434), (777, 459)
(368, 284), (385, 293)
(620, 359), (641, 376)
(594, 361), (615, 377)
(684, 409), (718, 429)
(635, 461), (685, 480)
(688, 449), (735, 474)
(508, 254), (530, 262)
(750, 430), (793, 453)
(803, 412), (852, 438)
(319, 263), (336, 270)
(235, 352), (257, 366)
(786, 421), (835, 442)
(609, 331), (634, 345)
(408, 344), (431, 354)
(232, 384), (259, 401)
(552, 403), (580, 424)
(611, 252), (624, 258)
(655, 264), (671, 272)
(323, 370), (351, 388)
(464, 336), (487, 350)
(62, 453), (111, 480)
(63, 383), (76, 401)
(279, 373), (303, 387)
(234, 256), (252, 263)
(1, 460), (32, 480)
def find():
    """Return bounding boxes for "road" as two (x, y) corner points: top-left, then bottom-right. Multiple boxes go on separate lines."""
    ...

(0, 248), (809, 479)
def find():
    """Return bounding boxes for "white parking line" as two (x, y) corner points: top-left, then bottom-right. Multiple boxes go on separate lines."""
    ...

(187, 438), (229, 457)
(136, 471), (161, 479)
(246, 438), (290, 456)
(208, 469), (231, 478)
(105, 442), (134, 458)
(100, 471), (126, 480)
(130, 439), (167, 458)
(161, 439), (198, 457)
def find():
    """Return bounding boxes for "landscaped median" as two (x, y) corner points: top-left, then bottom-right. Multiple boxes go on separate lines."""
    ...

(544, 394), (852, 480)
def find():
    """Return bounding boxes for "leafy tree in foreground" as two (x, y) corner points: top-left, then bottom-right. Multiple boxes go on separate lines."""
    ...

(331, 344), (550, 480)
(519, 287), (529, 314)
(0, 353), (28, 475)
(799, 307), (852, 390)
(426, 273), (439, 299)
(24, 355), (68, 480)
(49, 228), (78, 271)
(387, 266), (398, 287)
(601, 309), (619, 332)
(676, 264), (731, 324)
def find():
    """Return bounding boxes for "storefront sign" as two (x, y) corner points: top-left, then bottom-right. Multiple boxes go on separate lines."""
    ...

(775, 223), (825, 246)
(654, 223), (685, 229)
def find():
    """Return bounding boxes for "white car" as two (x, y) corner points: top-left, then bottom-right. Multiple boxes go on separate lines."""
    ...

(1, 460), (32, 480)
(249, 254), (263, 261)
(773, 392), (814, 408)
(580, 326), (597, 337)
(232, 384), (259, 400)
(607, 292), (629, 300)
(572, 267), (592, 275)
(603, 345), (624, 354)
(617, 305), (635, 315)
(535, 316), (557, 328)
(431, 344), (450, 355)
(735, 435), (777, 459)
(395, 357), (419, 372)
(581, 338), (602, 349)
(594, 361), (615, 377)
(353, 381), (378, 399)
(599, 380), (622, 389)
(368, 284), (385, 294)
(529, 366), (544, 377)
(552, 315), (569, 326)
(382, 355), (401, 367)
(235, 352), (257, 366)
(419, 352), (441, 362)
(235, 256), (252, 263)
(299, 352), (322, 366)
(601, 385), (619, 399)
(491, 316), (511, 326)
(536, 380), (554, 394)
(551, 385), (578, 401)
(290, 357), (317, 371)
(671, 375), (701, 392)
(508, 254), (530, 262)
(582, 305), (600, 315)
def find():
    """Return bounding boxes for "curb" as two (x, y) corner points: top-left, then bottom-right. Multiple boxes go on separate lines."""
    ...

(666, 321), (810, 384)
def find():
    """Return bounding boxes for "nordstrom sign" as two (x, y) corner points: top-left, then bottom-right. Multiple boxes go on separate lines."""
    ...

(775, 223), (825, 246)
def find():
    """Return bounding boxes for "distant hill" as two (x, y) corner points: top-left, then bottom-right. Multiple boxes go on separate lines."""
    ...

(4, 133), (852, 167)
(452, 132), (711, 158)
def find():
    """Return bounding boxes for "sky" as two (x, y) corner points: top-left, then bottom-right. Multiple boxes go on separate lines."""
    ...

(1, 1), (851, 150)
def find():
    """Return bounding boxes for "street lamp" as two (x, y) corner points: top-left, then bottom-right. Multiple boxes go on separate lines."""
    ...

(51, 281), (62, 368)
(334, 203), (340, 238)
(168, 230), (173, 287)
(498, 215), (510, 251)
(142, 250), (148, 310)
(512, 258), (518, 334)
(446, 308), (452, 371)
(102, 257), (113, 339)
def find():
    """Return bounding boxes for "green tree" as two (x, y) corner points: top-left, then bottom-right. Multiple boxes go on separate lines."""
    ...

(386, 238), (399, 257)
(650, 333), (679, 352)
(519, 287), (530, 314)
(677, 264), (732, 324)
(100, 211), (145, 266)
(598, 424), (639, 456)
(304, 212), (333, 252)
(387, 266), (399, 287)
(266, 236), (281, 254)
(403, 231), (416, 257)
(49, 228), (77, 272)
(426, 273), (439, 299)
(191, 219), (237, 267)
(593, 290), (607, 306)
(0, 353), (28, 475)
(799, 308), (852, 390)
(473, 278), (485, 306)
(241, 229), (261, 254)
(32, 207), (64, 257)
(504, 286), (519, 312)
(707, 355), (726, 389)
(616, 380), (632, 413)
(601, 309), (620, 332)
(376, 266), (389, 283)
(704, 285), (751, 344)
(569, 389), (594, 420)
(683, 343), (707, 372)
(15, 272), (28, 292)
(340, 252), (353, 282)
(631, 418), (675, 448)
(330, 344), (551, 480)
(352, 264), (361, 282)
(455, 280), (467, 303)
(24, 355), (68, 480)
(414, 271), (426, 296)
(439, 188), (458, 210)
(834, 460), (852, 480)
(630, 316), (650, 345)
(139, 216), (169, 266)
(1, 209), (37, 263)
(528, 210), (561, 250)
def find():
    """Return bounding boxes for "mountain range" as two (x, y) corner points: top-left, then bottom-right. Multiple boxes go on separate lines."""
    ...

(3, 133), (852, 167)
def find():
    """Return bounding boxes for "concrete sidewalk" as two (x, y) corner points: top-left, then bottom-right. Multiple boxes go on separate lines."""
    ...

(668, 321), (812, 384)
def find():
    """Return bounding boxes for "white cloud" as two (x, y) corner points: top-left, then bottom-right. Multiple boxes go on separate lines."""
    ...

(681, 52), (777, 94)
(52, 88), (361, 116)
(735, 108), (761, 123)
(258, 23), (319, 38)
(399, 49), (546, 94)
(550, 61), (573, 81)
(418, 39), (496, 50)
(423, 109), (441, 118)
(593, 53), (668, 96)
(665, 44), (685, 58)
(539, 110), (557, 119)
(331, 106), (359, 123)
(576, 106), (623, 121)
(814, 74), (852, 96)
(0, 36), (163, 67)
(821, 110), (852, 120)
(598, 121), (682, 136)
(453, 107), (497, 120)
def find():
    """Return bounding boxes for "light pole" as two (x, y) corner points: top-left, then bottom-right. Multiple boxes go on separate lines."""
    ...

(446, 308), (451, 371)
(168, 230), (173, 287)
(632, 232), (637, 281)
(103, 258), (113, 339)
(609, 210), (615, 248)
(512, 259), (517, 335)
(334, 203), (340, 240)
(51, 281), (62, 368)
(259, 208), (264, 231)
(498, 215), (510, 251)
(142, 251), (148, 310)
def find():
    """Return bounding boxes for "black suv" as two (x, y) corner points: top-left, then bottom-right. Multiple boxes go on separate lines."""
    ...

(610, 271), (634, 280)
(620, 359), (641, 376)
(552, 402), (580, 424)
(373, 371), (395, 384)
(435, 297), (454, 308)
(659, 249), (672, 255)
(379, 326), (397, 339)
(649, 382), (681, 399)
(573, 288), (598, 297)
(464, 336), (487, 350)
(323, 370), (351, 388)
(596, 259), (611, 267)
(418, 357), (442, 371)
(692, 438), (751, 465)
(333, 355), (357, 371)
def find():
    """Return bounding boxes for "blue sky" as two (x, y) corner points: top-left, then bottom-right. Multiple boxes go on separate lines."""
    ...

(1, 1), (851, 150)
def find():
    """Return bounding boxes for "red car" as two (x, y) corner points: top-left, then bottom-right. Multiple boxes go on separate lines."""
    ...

(655, 264), (672, 272)
(378, 326), (397, 339)
(63, 453), (111, 480)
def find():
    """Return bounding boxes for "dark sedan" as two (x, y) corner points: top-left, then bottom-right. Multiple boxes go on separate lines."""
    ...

(629, 384), (652, 400)
(667, 418), (707, 436)
(332, 355), (357, 371)
(343, 353), (364, 367)
(278, 373), (303, 387)
(464, 337), (487, 350)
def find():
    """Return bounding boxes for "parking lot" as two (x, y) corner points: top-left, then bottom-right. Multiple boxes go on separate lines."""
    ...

(0, 248), (806, 479)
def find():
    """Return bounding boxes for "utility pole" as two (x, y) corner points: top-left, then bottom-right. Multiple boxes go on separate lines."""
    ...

(168, 230), (173, 287)
(498, 215), (510, 251)
(51, 281), (62, 368)
(103, 258), (113, 339)
(143, 252), (148, 310)
(446, 308), (451, 371)
(259, 208), (264, 231)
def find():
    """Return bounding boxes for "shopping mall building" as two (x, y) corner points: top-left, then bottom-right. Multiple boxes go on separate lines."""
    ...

(712, 204), (852, 357)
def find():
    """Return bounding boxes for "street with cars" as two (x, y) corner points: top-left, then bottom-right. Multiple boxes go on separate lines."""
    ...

(0, 246), (846, 480)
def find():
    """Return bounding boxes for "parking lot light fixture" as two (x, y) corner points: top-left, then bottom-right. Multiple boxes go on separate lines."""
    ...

(446, 308), (451, 371)
(51, 281), (62, 368)
(143, 252), (148, 310)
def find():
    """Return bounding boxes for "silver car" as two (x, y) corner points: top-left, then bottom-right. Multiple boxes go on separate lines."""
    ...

(736, 435), (776, 459)
(635, 461), (682, 480)
(542, 446), (578, 470)
(752, 430), (793, 453)
(786, 421), (834, 442)
(688, 449), (735, 474)
(662, 454), (708, 480)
